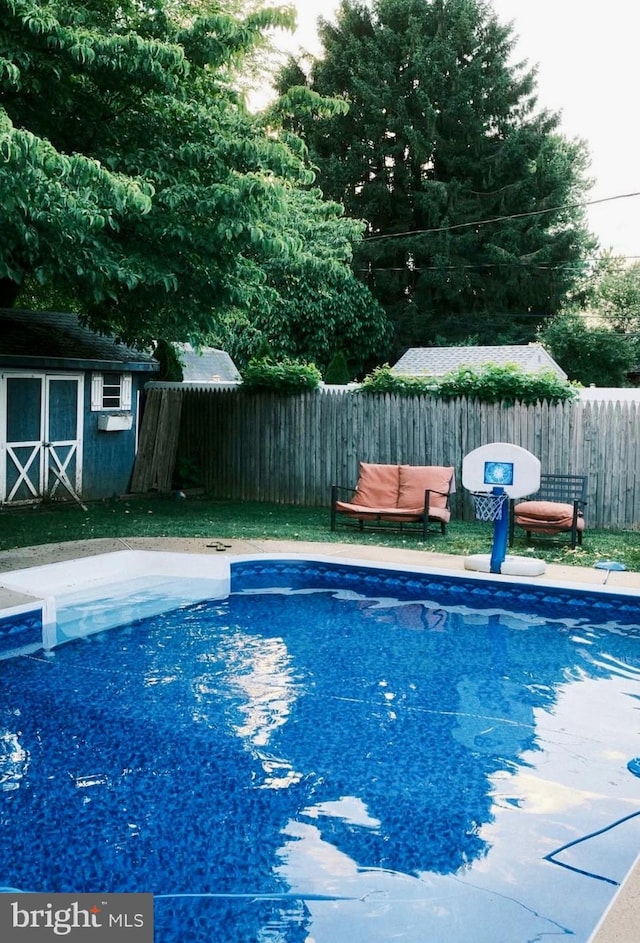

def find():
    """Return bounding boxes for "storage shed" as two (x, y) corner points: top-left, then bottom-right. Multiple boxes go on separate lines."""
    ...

(0, 309), (158, 505)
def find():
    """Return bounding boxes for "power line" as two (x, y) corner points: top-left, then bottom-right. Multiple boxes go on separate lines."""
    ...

(364, 191), (640, 242)
(357, 254), (640, 273)
(358, 263), (587, 272)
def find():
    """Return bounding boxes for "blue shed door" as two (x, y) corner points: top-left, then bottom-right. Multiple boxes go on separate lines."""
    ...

(1, 373), (84, 504)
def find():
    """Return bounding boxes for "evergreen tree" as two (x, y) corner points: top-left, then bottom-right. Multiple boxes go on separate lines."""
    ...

(324, 349), (351, 383)
(277, 0), (596, 354)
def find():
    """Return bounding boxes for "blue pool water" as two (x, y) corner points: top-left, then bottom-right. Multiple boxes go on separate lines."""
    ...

(1, 559), (640, 942)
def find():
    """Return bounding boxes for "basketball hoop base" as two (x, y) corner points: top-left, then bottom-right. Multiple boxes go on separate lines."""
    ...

(464, 554), (546, 577)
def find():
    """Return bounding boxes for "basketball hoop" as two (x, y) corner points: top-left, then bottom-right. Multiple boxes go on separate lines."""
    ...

(463, 444), (544, 576)
(472, 491), (508, 523)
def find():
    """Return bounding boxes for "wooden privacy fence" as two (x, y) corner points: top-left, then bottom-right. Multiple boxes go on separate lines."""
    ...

(137, 386), (640, 530)
(130, 388), (183, 493)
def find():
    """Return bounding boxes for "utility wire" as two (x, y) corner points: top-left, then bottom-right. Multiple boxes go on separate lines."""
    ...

(364, 191), (640, 242)
(357, 259), (640, 272)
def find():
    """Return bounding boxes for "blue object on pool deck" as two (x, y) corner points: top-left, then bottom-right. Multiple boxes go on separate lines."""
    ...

(594, 560), (627, 585)
(627, 758), (640, 778)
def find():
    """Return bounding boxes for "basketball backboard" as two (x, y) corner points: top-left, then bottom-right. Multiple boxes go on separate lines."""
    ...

(462, 443), (541, 500)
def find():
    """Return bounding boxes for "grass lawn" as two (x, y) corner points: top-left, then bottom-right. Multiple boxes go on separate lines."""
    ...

(0, 494), (638, 571)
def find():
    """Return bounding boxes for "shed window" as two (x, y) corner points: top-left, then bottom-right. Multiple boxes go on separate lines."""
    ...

(91, 372), (132, 411)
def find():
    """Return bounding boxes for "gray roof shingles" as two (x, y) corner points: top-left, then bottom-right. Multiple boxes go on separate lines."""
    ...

(0, 309), (158, 371)
(392, 344), (567, 379)
(177, 343), (241, 382)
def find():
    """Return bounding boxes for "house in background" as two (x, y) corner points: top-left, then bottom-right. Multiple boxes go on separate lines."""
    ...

(392, 344), (567, 380)
(0, 309), (158, 505)
(145, 343), (242, 395)
(176, 343), (241, 385)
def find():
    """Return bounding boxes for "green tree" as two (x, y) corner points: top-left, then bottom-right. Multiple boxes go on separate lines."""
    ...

(218, 259), (390, 376)
(538, 309), (635, 387)
(277, 0), (596, 354)
(581, 255), (640, 334)
(0, 0), (388, 358)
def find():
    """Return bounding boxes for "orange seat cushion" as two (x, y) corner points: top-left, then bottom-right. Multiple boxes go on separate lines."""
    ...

(397, 465), (454, 510)
(342, 463), (453, 523)
(514, 500), (586, 532)
(334, 501), (451, 524)
(351, 462), (400, 507)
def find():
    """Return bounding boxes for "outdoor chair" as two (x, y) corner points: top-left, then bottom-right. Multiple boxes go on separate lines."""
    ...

(509, 473), (587, 549)
(330, 462), (455, 539)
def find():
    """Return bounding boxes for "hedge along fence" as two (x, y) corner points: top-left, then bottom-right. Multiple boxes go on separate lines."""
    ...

(146, 385), (640, 530)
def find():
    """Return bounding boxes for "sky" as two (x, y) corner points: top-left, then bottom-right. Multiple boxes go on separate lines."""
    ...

(270, 0), (640, 259)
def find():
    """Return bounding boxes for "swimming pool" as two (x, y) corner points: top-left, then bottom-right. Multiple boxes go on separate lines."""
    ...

(1, 557), (640, 942)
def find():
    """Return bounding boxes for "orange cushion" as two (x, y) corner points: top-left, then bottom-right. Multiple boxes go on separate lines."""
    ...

(334, 501), (451, 524)
(351, 462), (400, 507)
(392, 505), (450, 524)
(380, 508), (450, 523)
(515, 500), (585, 531)
(397, 465), (454, 510)
(335, 501), (399, 517)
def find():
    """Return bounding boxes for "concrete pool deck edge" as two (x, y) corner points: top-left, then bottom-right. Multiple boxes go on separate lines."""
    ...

(1, 535), (638, 943)
(1, 534), (640, 601)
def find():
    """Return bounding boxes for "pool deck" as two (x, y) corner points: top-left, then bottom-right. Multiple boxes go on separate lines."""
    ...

(1, 535), (639, 942)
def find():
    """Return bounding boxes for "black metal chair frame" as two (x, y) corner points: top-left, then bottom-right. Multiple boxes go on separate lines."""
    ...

(330, 484), (448, 540)
(509, 473), (587, 549)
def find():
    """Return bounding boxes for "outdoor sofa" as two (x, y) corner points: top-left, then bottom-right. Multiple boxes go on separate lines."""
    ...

(330, 462), (455, 539)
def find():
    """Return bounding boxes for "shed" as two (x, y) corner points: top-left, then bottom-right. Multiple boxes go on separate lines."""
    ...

(0, 309), (158, 504)
(392, 344), (567, 380)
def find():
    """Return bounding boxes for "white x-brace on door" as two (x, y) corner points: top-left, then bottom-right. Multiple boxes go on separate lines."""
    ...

(0, 373), (84, 504)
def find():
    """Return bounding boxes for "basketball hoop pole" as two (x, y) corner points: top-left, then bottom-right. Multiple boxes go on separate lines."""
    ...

(489, 487), (508, 574)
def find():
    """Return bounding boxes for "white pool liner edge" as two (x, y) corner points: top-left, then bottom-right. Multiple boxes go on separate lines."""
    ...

(0, 549), (230, 596)
(0, 551), (230, 654)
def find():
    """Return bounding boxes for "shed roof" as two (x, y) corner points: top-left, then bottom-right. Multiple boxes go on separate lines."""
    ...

(176, 343), (241, 383)
(392, 344), (567, 379)
(0, 309), (158, 372)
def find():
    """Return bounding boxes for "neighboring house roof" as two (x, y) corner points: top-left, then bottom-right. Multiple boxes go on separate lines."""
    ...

(392, 344), (567, 380)
(0, 309), (158, 372)
(176, 343), (241, 383)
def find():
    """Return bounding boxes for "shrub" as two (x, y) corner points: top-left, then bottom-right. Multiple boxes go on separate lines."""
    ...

(153, 339), (184, 381)
(324, 350), (351, 385)
(436, 364), (579, 404)
(360, 363), (578, 404)
(241, 357), (322, 393)
(359, 364), (438, 396)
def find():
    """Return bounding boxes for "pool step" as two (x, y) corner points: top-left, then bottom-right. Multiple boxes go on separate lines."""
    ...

(54, 575), (224, 642)
(0, 551), (230, 654)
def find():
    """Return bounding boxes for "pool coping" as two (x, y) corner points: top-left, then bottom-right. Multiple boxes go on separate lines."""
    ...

(0, 535), (638, 942)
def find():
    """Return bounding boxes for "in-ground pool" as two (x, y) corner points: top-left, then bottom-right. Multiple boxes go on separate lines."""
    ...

(1, 558), (640, 943)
